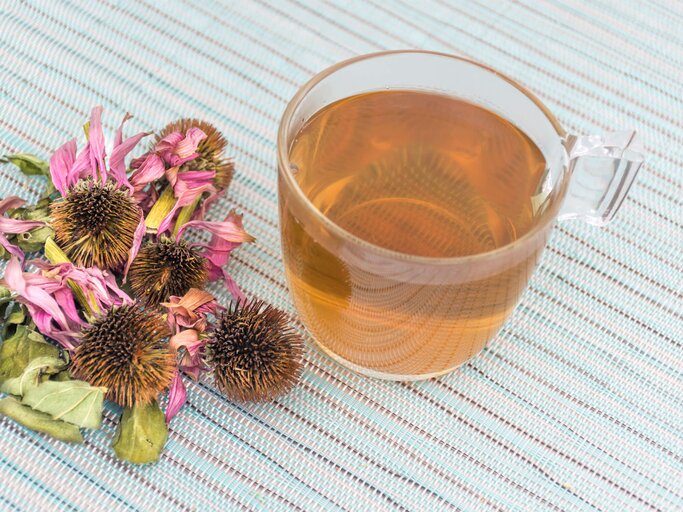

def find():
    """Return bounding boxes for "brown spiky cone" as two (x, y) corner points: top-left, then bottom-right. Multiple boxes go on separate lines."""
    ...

(72, 304), (174, 407)
(157, 119), (234, 191)
(127, 238), (208, 306)
(206, 299), (303, 402)
(50, 180), (140, 269)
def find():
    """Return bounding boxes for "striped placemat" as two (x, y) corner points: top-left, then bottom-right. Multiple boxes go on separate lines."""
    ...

(0, 1), (681, 510)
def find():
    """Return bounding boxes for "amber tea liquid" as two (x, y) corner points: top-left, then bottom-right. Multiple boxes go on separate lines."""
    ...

(281, 90), (547, 378)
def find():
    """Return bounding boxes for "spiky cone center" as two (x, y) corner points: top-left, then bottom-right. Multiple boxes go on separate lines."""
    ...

(158, 118), (234, 191)
(128, 238), (208, 305)
(72, 305), (174, 407)
(207, 300), (303, 402)
(50, 179), (140, 269)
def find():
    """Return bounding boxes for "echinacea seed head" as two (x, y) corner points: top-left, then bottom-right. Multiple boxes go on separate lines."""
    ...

(206, 299), (303, 402)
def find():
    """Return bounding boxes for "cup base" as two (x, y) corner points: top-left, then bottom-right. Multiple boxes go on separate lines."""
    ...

(311, 337), (480, 382)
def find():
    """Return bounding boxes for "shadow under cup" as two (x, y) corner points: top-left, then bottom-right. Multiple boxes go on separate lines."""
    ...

(277, 51), (642, 381)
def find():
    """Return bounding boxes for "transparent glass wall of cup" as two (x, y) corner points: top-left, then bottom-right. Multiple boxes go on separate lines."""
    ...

(277, 51), (643, 381)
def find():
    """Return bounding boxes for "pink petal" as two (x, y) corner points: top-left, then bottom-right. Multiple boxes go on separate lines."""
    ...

(0, 217), (44, 234)
(176, 210), (255, 244)
(173, 171), (216, 196)
(194, 189), (225, 221)
(123, 210), (146, 281)
(156, 183), (213, 235)
(113, 112), (132, 148)
(88, 106), (107, 183)
(129, 153), (165, 191)
(49, 139), (77, 196)
(0, 196), (26, 214)
(71, 143), (93, 185)
(102, 271), (133, 305)
(169, 329), (201, 352)
(221, 267), (245, 302)
(53, 287), (83, 327)
(109, 120), (149, 192)
(175, 127), (207, 159)
(165, 371), (187, 424)
(3, 258), (71, 334)
(155, 131), (184, 153)
(0, 233), (24, 260)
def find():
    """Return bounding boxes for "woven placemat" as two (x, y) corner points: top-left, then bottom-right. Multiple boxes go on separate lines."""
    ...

(0, 1), (681, 510)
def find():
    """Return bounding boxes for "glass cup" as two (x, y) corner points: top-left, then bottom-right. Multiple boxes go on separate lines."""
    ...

(277, 50), (643, 381)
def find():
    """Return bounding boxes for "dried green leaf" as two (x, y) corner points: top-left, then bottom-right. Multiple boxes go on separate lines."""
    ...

(17, 225), (55, 253)
(0, 397), (83, 443)
(113, 401), (168, 464)
(0, 325), (60, 384)
(0, 356), (66, 396)
(5, 303), (26, 327)
(52, 370), (72, 382)
(1, 154), (49, 176)
(22, 380), (106, 429)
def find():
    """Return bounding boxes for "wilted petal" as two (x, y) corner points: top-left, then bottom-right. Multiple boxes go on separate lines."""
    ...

(155, 131), (184, 154)
(123, 210), (146, 281)
(49, 139), (77, 196)
(31, 260), (131, 312)
(88, 106), (107, 183)
(165, 371), (187, 424)
(54, 286), (82, 327)
(0, 196), (26, 214)
(174, 127), (206, 159)
(176, 210), (254, 244)
(173, 170), (215, 197)
(0, 217), (44, 234)
(219, 265), (245, 302)
(0, 233), (24, 260)
(156, 183), (214, 235)
(169, 328), (201, 352)
(109, 115), (148, 192)
(169, 329), (206, 380)
(1, 257), (84, 348)
(113, 112), (132, 148)
(178, 288), (215, 313)
(194, 189), (224, 221)
(129, 153), (165, 192)
(155, 128), (206, 167)
(71, 143), (93, 185)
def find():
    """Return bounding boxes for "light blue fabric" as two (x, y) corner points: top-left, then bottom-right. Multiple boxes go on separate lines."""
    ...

(0, 1), (681, 510)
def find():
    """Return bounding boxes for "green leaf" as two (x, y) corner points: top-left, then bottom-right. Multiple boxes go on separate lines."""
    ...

(0, 326), (60, 384)
(16, 225), (55, 253)
(113, 401), (168, 464)
(1, 154), (49, 177)
(52, 370), (72, 382)
(0, 397), (83, 443)
(22, 380), (106, 429)
(5, 303), (26, 327)
(0, 356), (66, 396)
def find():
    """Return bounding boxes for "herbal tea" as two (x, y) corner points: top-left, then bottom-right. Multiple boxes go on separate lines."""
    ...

(281, 90), (548, 377)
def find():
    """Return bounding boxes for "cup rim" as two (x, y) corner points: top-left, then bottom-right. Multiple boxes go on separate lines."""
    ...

(277, 50), (568, 265)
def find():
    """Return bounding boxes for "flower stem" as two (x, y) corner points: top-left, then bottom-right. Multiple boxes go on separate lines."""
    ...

(44, 237), (98, 320)
(145, 186), (176, 232)
(172, 196), (201, 237)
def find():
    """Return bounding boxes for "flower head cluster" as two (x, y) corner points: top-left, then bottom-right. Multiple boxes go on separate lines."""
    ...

(0, 106), (301, 465)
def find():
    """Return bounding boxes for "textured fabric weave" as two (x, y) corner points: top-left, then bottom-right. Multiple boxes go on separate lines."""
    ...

(0, 1), (681, 510)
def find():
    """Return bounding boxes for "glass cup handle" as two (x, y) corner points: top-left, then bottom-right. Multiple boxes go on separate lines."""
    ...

(558, 130), (645, 226)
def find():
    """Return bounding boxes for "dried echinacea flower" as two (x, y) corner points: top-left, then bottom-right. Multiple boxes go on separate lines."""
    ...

(72, 304), (174, 407)
(157, 118), (234, 191)
(206, 299), (303, 402)
(51, 179), (140, 269)
(128, 237), (208, 305)
(48, 106), (149, 271)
